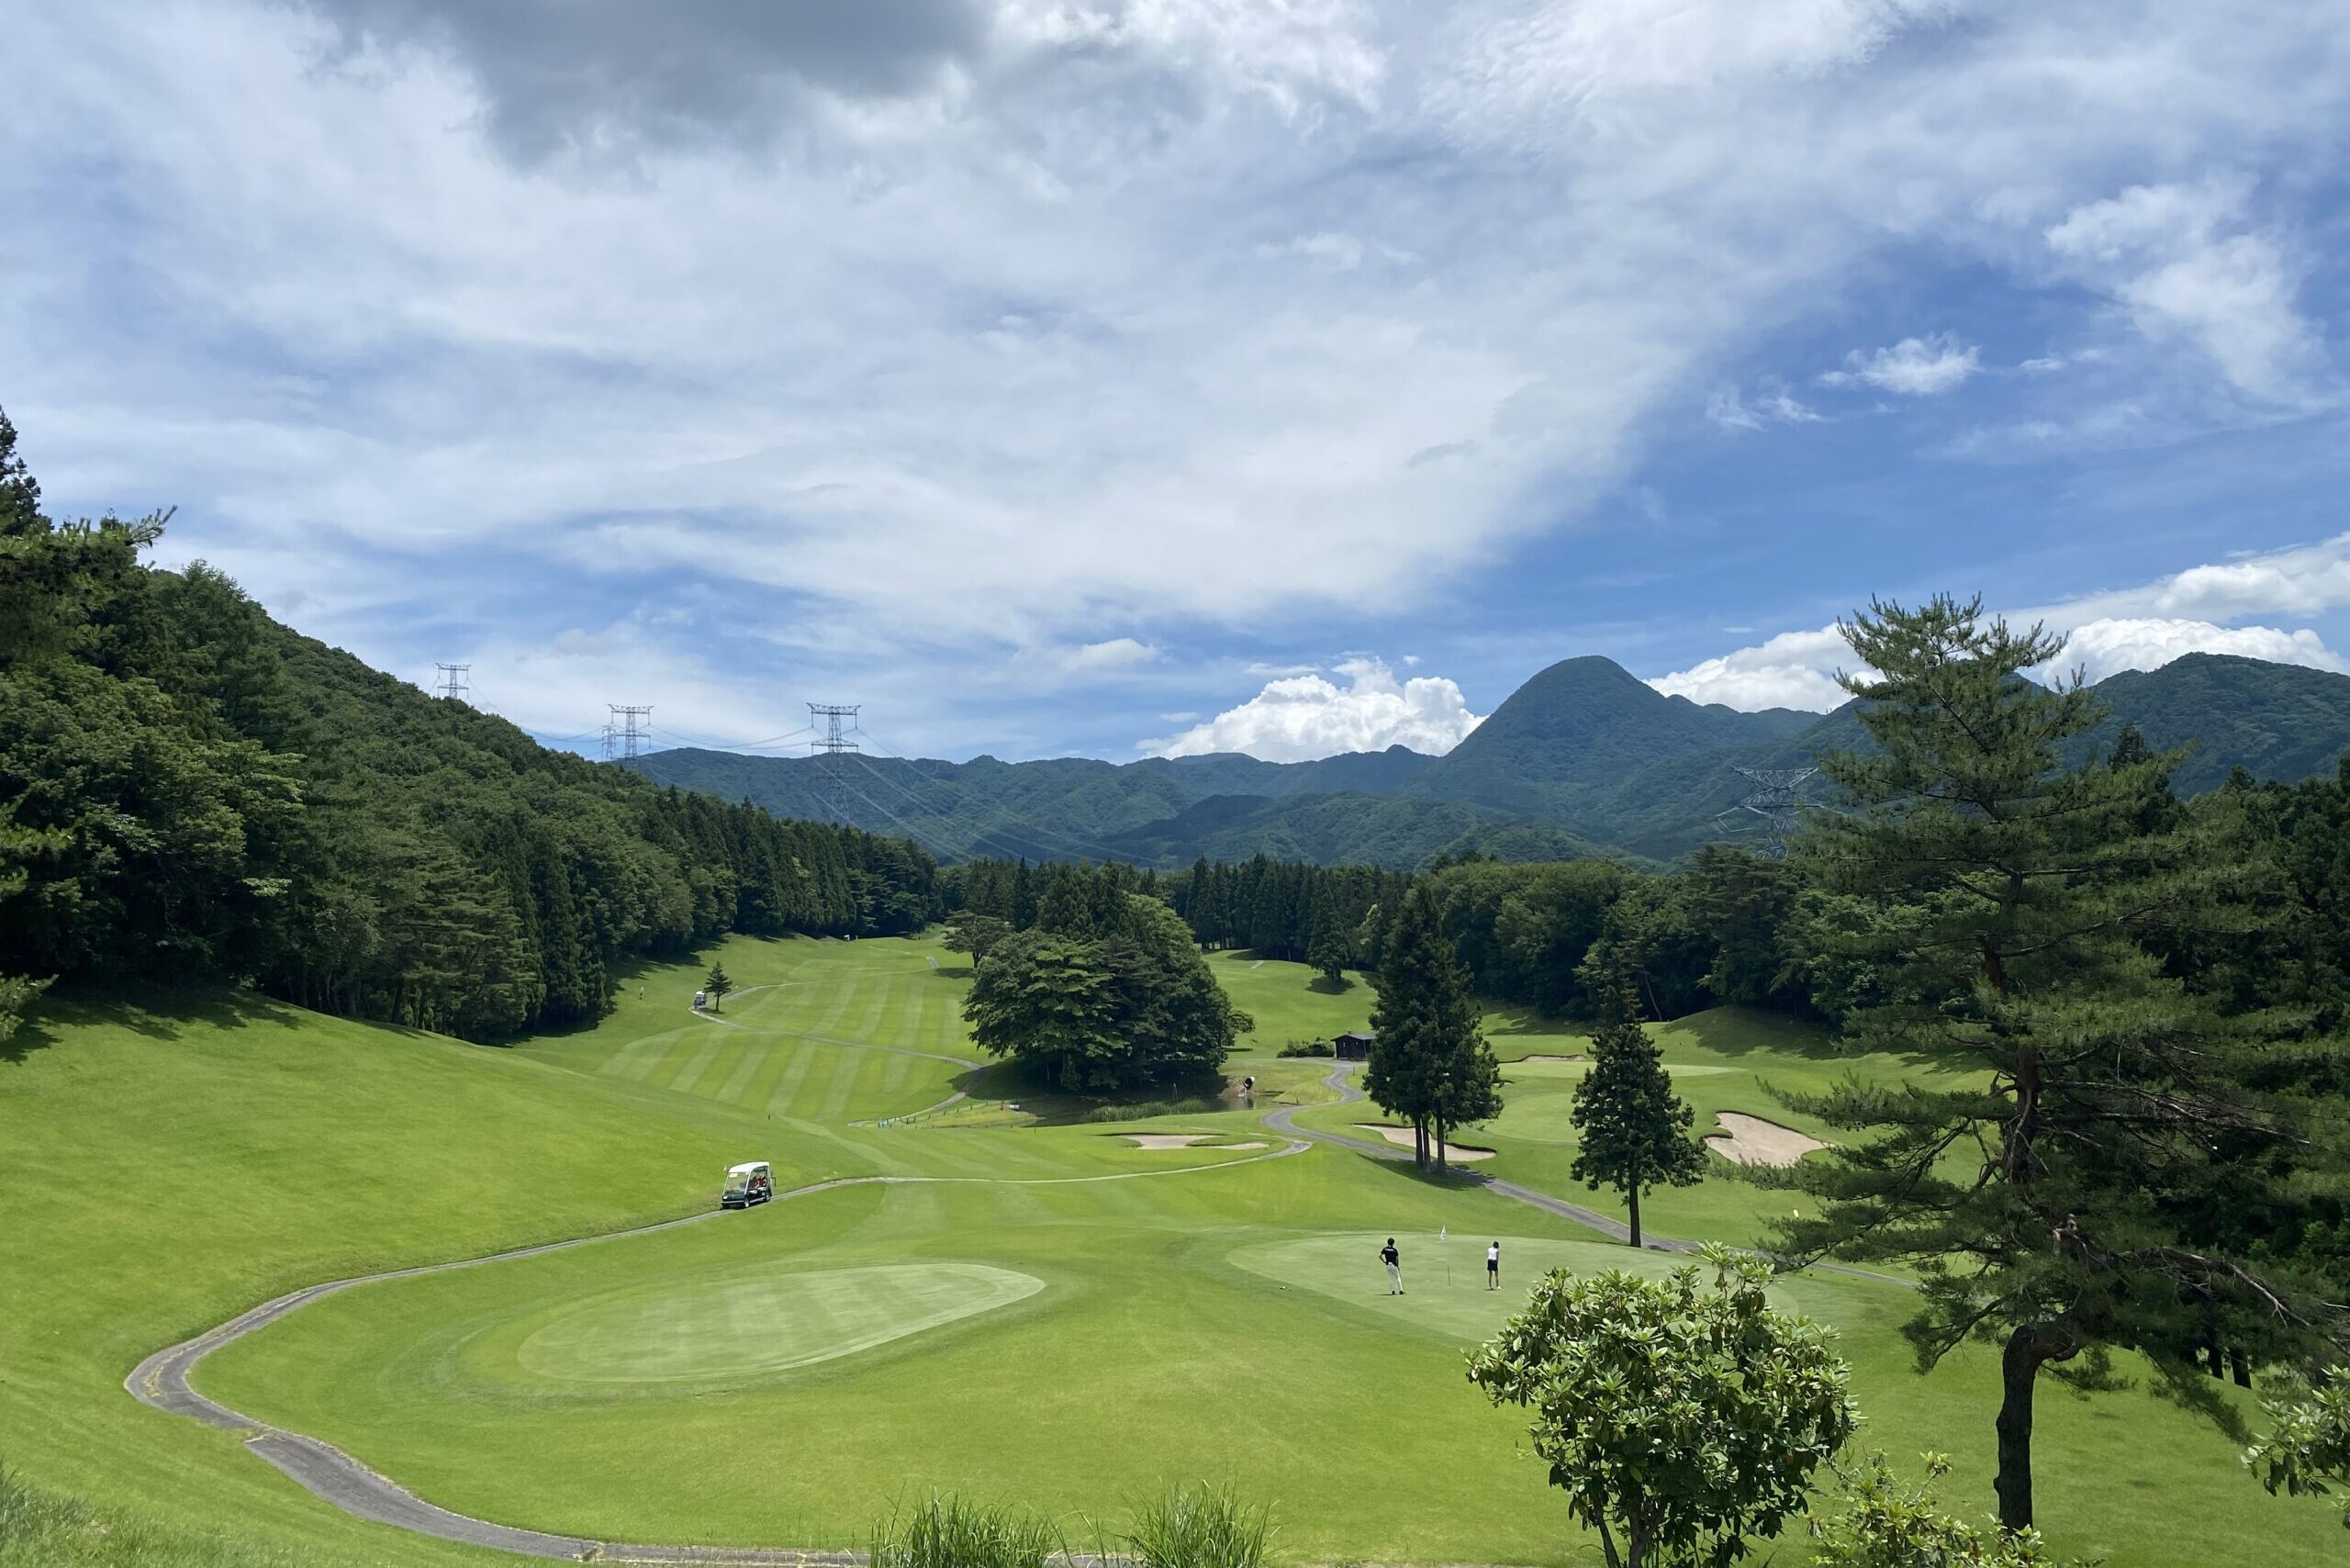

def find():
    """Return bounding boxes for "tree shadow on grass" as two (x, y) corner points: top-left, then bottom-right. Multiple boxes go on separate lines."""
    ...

(2, 982), (319, 1064)
(1305, 974), (1355, 994)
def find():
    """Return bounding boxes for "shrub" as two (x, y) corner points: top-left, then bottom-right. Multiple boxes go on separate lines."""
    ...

(869, 1494), (1062, 1568)
(1278, 1039), (1334, 1058)
(1467, 1245), (1857, 1568)
(1121, 1482), (1274, 1568)
(1808, 1452), (2076, 1566)
(1080, 1097), (1219, 1124)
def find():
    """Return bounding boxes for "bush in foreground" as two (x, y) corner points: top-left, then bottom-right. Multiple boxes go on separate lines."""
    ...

(1468, 1246), (1857, 1568)
(870, 1494), (1061, 1568)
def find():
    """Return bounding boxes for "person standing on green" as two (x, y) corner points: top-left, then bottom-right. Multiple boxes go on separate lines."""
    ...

(1381, 1238), (1403, 1294)
(1486, 1240), (1501, 1290)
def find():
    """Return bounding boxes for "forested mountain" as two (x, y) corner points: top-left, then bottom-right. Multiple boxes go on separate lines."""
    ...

(0, 413), (943, 1044)
(632, 652), (2350, 868)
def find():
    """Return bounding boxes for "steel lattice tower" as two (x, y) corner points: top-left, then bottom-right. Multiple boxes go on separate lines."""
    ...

(808, 703), (862, 823)
(1729, 766), (1817, 859)
(433, 663), (470, 701)
(604, 704), (652, 761)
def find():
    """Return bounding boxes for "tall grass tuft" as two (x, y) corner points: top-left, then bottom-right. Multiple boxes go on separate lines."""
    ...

(869, 1493), (1063, 1568)
(1122, 1482), (1276, 1568)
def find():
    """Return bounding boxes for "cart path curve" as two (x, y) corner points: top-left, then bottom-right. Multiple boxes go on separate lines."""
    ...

(126, 1143), (1304, 1564)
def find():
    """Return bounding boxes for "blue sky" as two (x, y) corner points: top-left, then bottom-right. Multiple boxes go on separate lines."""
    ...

(6, 1), (2348, 764)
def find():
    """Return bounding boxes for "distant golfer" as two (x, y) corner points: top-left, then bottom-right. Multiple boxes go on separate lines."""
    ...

(1381, 1237), (1403, 1294)
(1486, 1240), (1502, 1290)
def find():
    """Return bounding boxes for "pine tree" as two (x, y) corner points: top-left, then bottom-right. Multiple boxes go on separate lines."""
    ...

(1774, 595), (2334, 1533)
(1568, 976), (1706, 1249)
(705, 961), (733, 1013)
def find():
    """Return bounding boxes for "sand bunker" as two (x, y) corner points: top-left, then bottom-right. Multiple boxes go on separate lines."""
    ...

(1219, 1141), (1268, 1150)
(1121, 1134), (1212, 1149)
(1706, 1112), (1829, 1168)
(1519, 1053), (1587, 1062)
(1355, 1124), (1495, 1162)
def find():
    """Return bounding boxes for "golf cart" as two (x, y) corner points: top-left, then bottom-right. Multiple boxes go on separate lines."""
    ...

(721, 1160), (773, 1210)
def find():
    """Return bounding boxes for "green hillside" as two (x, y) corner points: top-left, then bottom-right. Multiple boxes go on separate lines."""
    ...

(629, 652), (2350, 868)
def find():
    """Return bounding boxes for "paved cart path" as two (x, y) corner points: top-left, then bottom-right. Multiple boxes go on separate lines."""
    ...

(126, 1145), (1303, 1564)
(127, 1058), (1897, 1562)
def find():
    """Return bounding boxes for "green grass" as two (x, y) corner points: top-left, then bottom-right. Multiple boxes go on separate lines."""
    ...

(1211, 951), (1373, 1058)
(2, 936), (2341, 1566)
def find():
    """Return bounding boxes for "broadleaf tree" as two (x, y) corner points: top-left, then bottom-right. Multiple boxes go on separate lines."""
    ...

(1569, 976), (1707, 1248)
(1772, 595), (2338, 1531)
(1468, 1246), (1857, 1568)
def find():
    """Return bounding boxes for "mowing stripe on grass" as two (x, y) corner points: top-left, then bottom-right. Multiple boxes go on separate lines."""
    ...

(668, 1032), (731, 1098)
(713, 1038), (768, 1107)
(739, 1040), (798, 1113)
(765, 1042), (819, 1118)
(816, 1047), (867, 1122)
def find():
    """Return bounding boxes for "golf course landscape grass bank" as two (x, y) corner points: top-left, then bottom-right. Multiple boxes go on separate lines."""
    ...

(4, 936), (2340, 1565)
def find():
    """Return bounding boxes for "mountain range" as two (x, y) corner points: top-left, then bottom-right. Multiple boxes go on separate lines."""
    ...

(626, 653), (2350, 868)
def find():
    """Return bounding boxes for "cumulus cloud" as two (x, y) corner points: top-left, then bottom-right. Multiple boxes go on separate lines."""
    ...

(1820, 333), (1980, 395)
(2052, 618), (2347, 682)
(2044, 182), (2324, 404)
(1651, 535), (2350, 711)
(1648, 626), (1856, 712)
(1144, 657), (1483, 761)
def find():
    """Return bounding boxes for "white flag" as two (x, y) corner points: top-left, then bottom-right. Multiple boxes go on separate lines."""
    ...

(1439, 1225), (1447, 1241)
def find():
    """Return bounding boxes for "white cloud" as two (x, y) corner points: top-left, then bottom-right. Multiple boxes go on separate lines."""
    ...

(1649, 626), (1856, 712)
(2052, 618), (2346, 683)
(1056, 636), (1159, 672)
(6, 2), (2350, 756)
(1820, 333), (1980, 396)
(2044, 182), (2324, 404)
(1144, 657), (1483, 760)
(1707, 382), (1822, 431)
(1651, 535), (2350, 711)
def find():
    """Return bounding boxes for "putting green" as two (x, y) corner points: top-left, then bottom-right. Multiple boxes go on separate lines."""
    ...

(1498, 1058), (1733, 1080)
(1230, 1230), (1882, 1345)
(509, 1262), (1044, 1387)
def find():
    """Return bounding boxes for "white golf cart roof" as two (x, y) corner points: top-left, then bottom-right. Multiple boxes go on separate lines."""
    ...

(726, 1161), (769, 1176)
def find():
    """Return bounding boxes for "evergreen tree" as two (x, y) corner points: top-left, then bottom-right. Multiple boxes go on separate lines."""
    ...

(1568, 977), (1706, 1249)
(1368, 887), (1489, 1170)
(1773, 596), (2335, 1532)
(704, 961), (733, 1012)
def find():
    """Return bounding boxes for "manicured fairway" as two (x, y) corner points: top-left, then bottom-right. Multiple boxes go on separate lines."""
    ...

(5, 937), (2342, 1567)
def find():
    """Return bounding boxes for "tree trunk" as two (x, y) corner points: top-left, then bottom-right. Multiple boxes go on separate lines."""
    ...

(2229, 1348), (2252, 1388)
(1627, 1186), (1642, 1249)
(1996, 1322), (2078, 1531)
(1434, 1115), (1449, 1174)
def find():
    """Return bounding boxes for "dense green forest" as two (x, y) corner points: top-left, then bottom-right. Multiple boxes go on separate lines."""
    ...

(633, 648), (2350, 868)
(0, 412), (943, 1043)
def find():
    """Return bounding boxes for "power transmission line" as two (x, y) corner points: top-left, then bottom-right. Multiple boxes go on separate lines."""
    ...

(1726, 766), (1816, 859)
(433, 663), (470, 701)
(850, 725), (1136, 866)
(807, 703), (861, 823)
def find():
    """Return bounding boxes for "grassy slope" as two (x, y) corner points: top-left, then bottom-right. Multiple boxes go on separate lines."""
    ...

(4, 942), (2340, 1566)
(0, 986), (824, 1565)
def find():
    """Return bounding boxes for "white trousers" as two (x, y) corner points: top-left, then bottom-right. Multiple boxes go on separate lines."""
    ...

(1385, 1262), (1402, 1291)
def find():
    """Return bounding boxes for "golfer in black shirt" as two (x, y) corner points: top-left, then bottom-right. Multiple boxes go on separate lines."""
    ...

(1381, 1238), (1403, 1294)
